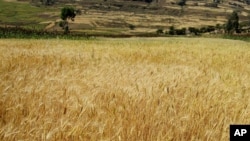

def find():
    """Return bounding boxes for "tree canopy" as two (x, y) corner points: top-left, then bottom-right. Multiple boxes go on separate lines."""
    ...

(61, 7), (76, 21)
(59, 7), (77, 34)
(226, 11), (239, 34)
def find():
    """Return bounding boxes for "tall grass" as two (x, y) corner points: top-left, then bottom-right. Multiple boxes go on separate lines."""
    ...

(0, 27), (92, 39)
(0, 38), (250, 140)
(222, 34), (250, 42)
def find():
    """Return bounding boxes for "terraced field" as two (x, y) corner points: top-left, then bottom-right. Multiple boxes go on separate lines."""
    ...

(1, 0), (250, 35)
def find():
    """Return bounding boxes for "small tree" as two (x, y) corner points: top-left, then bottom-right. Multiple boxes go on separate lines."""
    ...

(156, 28), (164, 35)
(168, 26), (175, 35)
(175, 27), (186, 35)
(59, 7), (76, 34)
(206, 26), (216, 32)
(178, 0), (186, 7)
(129, 24), (135, 30)
(200, 27), (207, 33)
(188, 27), (200, 35)
(145, 0), (153, 3)
(225, 11), (239, 34)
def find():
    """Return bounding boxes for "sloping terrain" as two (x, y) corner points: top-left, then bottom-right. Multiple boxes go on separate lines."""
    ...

(0, 0), (250, 35)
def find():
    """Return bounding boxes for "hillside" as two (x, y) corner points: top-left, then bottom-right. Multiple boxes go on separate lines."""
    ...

(0, 0), (250, 35)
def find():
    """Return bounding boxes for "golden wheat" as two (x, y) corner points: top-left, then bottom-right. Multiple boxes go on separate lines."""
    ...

(0, 38), (250, 140)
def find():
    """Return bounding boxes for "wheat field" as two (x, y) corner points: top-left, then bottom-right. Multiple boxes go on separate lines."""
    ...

(0, 38), (250, 141)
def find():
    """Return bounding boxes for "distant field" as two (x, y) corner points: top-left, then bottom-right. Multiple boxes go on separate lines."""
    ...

(0, 0), (58, 28)
(0, 38), (250, 140)
(1, 0), (250, 35)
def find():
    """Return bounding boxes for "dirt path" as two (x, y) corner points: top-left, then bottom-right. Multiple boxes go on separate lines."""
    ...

(45, 21), (56, 30)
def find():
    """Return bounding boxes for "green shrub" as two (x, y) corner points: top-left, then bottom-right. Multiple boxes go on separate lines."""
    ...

(225, 11), (239, 34)
(188, 27), (200, 35)
(129, 24), (135, 30)
(60, 7), (76, 34)
(175, 28), (186, 35)
(178, 0), (186, 6)
(200, 27), (207, 33)
(168, 26), (175, 35)
(156, 28), (164, 35)
(206, 26), (216, 32)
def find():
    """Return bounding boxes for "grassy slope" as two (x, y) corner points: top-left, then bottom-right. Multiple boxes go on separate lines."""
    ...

(1, 0), (250, 35)
(0, 38), (250, 140)
(0, 0), (58, 28)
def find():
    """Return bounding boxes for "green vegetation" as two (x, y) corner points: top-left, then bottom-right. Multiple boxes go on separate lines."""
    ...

(189, 27), (200, 35)
(0, 0), (249, 40)
(145, 0), (153, 3)
(0, 0), (55, 25)
(168, 26), (175, 35)
(222, 35), (250, 42)
(178, 0), (186, 7)
(129, 24), (135, 30)
(156, 28), (164, 35)
(0, 26), (92, 40)
(59, 7), (77, 34)
(226, 11), (240, 34)
(175, 28), (186, 35)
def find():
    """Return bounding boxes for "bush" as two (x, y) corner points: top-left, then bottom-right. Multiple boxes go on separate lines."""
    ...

(175, 28), (186, 35)
(156, 28), (164, 35)
(168, 26), (175, 35)
(213, 0), (220, 3)
(129, 24), (135, 30)
(200, 27), (207, 33)
(61, 7), (76, 21)
(178, 0), (186, 6)
(206, 26), (216, 32)
(225, 11), (239, 34)
(188, 27), (200, 35)
(145, 0), (153, 3)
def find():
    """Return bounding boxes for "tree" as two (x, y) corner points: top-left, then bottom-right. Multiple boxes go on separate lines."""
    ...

(145, 0), (153, 3)
(59, 7), (77, 34)
(225, 11), (239, 34)
(226, 19), (233, 33)
(178, 0), (186, 7)
(213, 0), (220, 3)
(188, 27), (200, 35)
(156, 28), (164, 35)
(129, 24), (135, 30)
(168, 26), (175, 35)
(175, 28), (186, 35)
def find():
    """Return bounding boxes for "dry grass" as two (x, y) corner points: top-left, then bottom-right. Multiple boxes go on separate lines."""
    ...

(0, 38), (250, 140)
